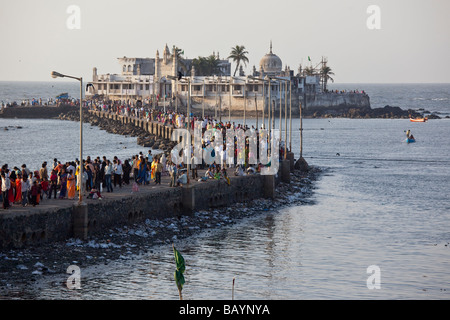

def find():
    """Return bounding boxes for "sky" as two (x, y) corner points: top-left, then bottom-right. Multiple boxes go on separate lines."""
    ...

(0, 0), (449, 83)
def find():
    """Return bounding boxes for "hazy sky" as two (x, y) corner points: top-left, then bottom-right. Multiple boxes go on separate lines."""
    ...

(1, 0), (449, 83)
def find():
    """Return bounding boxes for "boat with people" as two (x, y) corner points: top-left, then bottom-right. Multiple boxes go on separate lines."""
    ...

(410, 117), (428, 122)
(405, 129), (416, 143)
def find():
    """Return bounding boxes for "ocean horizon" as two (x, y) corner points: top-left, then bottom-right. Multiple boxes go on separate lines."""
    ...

(1, 81), (449, 116)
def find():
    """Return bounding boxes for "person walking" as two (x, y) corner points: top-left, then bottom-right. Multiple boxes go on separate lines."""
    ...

(21, 175), (29, 207)
(155, 159), (163, 185)
(67, 169), (76, 200)
(48, 169), (58, 199)
(113, 159), (123, 188)
(39, 162), (48, 182)
(58, 168), (67, 199)
(104, 160), (113, 192)
(122, 159), (131, 185)
(30, 181), (39, 206)
(1, 171), (10, 209)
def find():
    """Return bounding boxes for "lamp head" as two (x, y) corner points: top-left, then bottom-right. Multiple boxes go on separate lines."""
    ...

(51, 71), (64, 79)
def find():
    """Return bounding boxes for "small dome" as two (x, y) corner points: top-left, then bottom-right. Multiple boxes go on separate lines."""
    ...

(259, 42), (282, 75)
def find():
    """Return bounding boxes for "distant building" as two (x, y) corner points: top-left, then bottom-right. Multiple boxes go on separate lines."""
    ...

(88, 44), (232, 101)
(87, 42), (324, 113)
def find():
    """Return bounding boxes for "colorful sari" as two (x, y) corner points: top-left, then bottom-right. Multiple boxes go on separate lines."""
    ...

(137, 162), (146, 184)
(151, 161), (156, 181)
(14, 178), (22, 203)
(67, 173), (76, 199)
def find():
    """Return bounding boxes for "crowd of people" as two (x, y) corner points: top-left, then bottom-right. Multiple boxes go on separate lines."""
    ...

(0, 147), (270, 210)
(1, 99), (287, 211)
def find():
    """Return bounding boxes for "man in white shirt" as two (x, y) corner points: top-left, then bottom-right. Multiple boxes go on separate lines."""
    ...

(113, 159), (123, 188)
(1, 171), (11, 209)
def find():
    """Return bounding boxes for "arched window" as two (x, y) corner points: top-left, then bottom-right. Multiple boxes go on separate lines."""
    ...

(128, 65), (132, 72)
(123, 65), (126, 72)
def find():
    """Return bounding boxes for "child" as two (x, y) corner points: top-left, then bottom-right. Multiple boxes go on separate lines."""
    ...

(87, 188), (102, 200)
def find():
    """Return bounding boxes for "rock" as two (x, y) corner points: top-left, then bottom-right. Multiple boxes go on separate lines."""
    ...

(294, 157), (309, 172)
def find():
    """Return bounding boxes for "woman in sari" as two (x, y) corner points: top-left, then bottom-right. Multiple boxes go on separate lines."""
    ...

(151, 158), (157, 181)
(137, 157), (146, 184)
(14, 173), (22, 204)
(33, 171), (42, 205)
(8, 172), (16, 205)
(67, 169), (76, 200)
(59, 168), (67, 199)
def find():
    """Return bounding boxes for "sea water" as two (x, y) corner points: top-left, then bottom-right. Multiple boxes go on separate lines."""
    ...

(1, 82), (449, 299)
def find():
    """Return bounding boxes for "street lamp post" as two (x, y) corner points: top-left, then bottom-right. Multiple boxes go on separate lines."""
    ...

(51, 71), (84, 204)
(274, 77), (291, 159)
(229, 76), (232, 123)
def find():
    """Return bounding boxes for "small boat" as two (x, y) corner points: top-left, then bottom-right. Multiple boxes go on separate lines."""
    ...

(410, 117), (428, 122)
(406, 138), (416, 143)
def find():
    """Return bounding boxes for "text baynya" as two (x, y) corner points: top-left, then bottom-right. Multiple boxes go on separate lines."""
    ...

(179, 304), (270, 317)
(224, 304), (270, 315)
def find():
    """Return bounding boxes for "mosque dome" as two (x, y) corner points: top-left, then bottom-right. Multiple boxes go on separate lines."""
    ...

(259, 42), (282, 75)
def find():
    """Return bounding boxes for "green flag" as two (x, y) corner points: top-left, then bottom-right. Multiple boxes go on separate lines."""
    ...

(173, 245), (185, 292)
(308, 56), (311, 61)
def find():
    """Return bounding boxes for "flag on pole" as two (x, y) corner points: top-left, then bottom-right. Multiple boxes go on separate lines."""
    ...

(308, 56), (311, 62)
(173, 245), (186, 297)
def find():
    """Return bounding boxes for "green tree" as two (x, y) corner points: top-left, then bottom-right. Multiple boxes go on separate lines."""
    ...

(228, 45), (249, 76)
(192, 55), (221, 76)
(304, 66), (316, 76)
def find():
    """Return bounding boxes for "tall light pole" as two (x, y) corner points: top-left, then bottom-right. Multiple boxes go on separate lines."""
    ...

(51, 71), (83, 204)
(274, 77), (291, 159)
(243, 78), (247, 128)
(229, 76), (232, 123)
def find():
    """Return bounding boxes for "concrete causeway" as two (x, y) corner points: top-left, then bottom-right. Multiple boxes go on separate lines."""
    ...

(0, 107), (293, 249)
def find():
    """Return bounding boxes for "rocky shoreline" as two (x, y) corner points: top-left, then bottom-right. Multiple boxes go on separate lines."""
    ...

(302, 105), (443, 119)
(0, 166), (322, 299)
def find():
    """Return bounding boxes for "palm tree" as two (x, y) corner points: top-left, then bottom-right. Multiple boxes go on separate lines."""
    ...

(320, 65), (335, 92)
(228, 45), (249, 76)
(205, 55), (221, 75)
(303, 66), (316, 76)
(192, 55), (221, 76)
